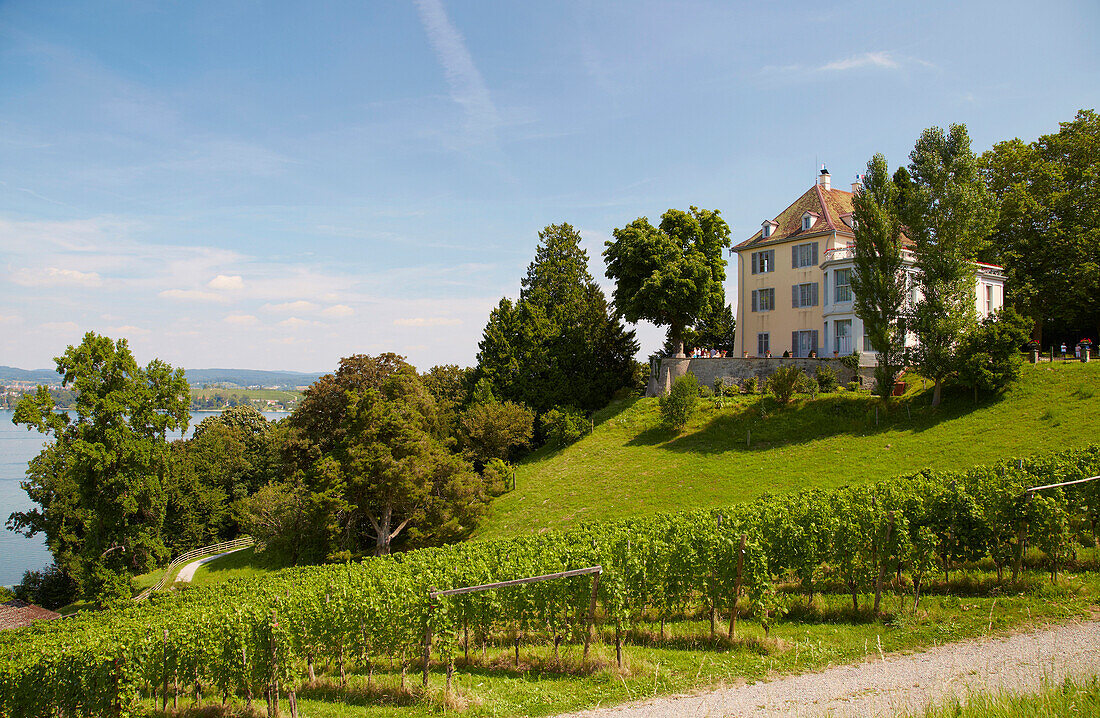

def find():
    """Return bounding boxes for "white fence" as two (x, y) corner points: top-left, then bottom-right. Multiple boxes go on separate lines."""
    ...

(133, 536), (254, 601)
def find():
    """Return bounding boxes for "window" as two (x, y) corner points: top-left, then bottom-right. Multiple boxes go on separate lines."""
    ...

(792, 282), (819, 308)
(751, 288), (775, 312)
(835, 319), (852, 355)
(863, 329), (873, 352)
(792, 242), (818, 268)
(791, 330), (819, 358)
(757, 332), (770, 356)
(834, 268), (852, 303)
(751, 249), (775, 274)
(985, 284), (993, 315)
(761, 223), (772, 238)
(802, 214), (817, 231)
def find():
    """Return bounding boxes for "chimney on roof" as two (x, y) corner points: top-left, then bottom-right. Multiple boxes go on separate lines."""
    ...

(818, 164), (831, 190)
(851, 173), (863, 194)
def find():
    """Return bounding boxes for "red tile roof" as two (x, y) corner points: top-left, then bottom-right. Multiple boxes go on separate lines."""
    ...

(733, 183), (856, 251)
(0, 600), (63, 631)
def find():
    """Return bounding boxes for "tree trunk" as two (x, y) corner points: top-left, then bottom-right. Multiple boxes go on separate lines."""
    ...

(671, 321), (685, 357)
(376, 504), (392, 556)
(932, 378), (943, 407)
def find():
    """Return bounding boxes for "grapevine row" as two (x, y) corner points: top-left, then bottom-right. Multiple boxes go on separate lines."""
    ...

(1, 444), (1098, 717)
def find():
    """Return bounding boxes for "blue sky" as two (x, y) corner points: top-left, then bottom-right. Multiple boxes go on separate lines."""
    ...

(1, 1), (1097, 372)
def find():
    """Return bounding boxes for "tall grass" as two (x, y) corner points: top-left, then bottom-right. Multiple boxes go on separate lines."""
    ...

(916, 676), (1100, 717)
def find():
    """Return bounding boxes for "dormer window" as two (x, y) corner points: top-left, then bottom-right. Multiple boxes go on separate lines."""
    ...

(840, 212), (855, 229)
(761, 219), (778, 239)
(801, 212), (818, 232)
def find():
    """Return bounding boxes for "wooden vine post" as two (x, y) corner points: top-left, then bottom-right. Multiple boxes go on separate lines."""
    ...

(584, 570), (600, 659)
(874, 512), (894, 615)
(423, 588), (435, 688)
(729, 533), (746, 637)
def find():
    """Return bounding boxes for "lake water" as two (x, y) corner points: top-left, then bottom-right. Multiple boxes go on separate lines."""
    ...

(0, 409), (289, 587)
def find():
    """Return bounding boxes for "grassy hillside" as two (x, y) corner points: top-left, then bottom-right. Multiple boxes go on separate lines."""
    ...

(477, 362), (1100, 540)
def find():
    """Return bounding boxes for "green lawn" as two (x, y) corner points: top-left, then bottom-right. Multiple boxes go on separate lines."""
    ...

(477, 362), (1100, 540)
(187, 546), (285, 586)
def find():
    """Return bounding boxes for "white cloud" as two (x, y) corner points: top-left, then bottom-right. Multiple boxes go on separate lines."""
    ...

(413, 0), (501, 145)
(321, 304), (354, 318)
(263, 300), (321, 314)
(0, 313), (23, 324)
(158, 288), (228, 302)
(12, 266), (103, 287)
(224, 314), (258, 326)
(106, 324), (150, 336)
(207, 274), (244, 290)
(819, 51), (899, 72)
(277, 317), (315, 328)
(39, 321), (80, 332)
(394, 317), (463, 327)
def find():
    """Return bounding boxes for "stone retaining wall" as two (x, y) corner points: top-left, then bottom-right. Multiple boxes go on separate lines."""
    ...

(648, 356), (861, 396)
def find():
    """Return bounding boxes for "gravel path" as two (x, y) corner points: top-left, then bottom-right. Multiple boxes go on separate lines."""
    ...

(174, 548), (248, 583)
(553, 619), (1100, 718)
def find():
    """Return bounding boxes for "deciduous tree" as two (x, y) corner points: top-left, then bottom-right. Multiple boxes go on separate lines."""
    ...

(903, 124), (995, 406)
(605, 207), (731, 357)
(8, 333), (190, 604)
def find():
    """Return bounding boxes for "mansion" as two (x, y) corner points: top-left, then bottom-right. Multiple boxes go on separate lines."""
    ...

(732, 168), (1006, 365)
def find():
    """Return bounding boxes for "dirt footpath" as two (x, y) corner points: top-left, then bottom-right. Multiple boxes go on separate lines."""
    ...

(553, 619), (1100, 718)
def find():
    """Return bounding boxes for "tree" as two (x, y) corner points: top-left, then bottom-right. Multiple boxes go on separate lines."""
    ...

(982, 110), (1100, 343)
(8, 333), (190, 604)
(604, 207), (731, 357)
(851, 153), (910, 398)
(661, 289), (736, 356)
(956, 306), (1032, 401)
(903, 124), (995, 406)
(340, 367), (485, 555)
(478, 223), (639, 413)
(658, 373), (699, 431)
(460, 400), (535, 463)
(283, 355), (487, 559)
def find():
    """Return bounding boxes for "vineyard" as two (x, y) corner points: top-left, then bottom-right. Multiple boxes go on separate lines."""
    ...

(1, 444), (1099, 717)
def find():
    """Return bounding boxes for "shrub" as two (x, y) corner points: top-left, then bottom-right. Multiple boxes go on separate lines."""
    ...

(846, 380), (861, 391)
(798, 373), (818, 398)
(699, 384), (714, 398)
(766, 365), (805, 405)
(839, 351), (861, 372)
(815, 364), (839, 393)
(743, 376), (758, 394)
(14, 563), (78, 610)
(660, 373), (699, 430)
(483, 457), (514, 495)
(461, 400), (536, 462)
(722, 380), (741, 397)
(541, 406), (591, 447)
(713, 377), (724, 396)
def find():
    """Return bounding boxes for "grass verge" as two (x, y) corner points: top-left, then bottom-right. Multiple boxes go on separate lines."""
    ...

(914, 675), (1100, 717)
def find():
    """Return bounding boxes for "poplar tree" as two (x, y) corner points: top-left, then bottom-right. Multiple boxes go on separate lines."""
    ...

(903, 124), (995, 407)
(850, 153), (909, 398)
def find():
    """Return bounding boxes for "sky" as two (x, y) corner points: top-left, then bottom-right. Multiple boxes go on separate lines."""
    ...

(1, 1), (1097, 373)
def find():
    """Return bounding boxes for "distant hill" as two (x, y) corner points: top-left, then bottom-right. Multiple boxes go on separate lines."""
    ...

(0, 366), (59, 383)
(0, 366), (326, 390)
(183, 368), (326, 390)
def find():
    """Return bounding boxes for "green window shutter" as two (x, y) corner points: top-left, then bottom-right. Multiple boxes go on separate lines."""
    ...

(812, 282), (819, 306)
(792, 246), (798, 268)
(751, 290), (758, 312)
(792, 331), (799, 356)
(792, 285), (799, 308)
(811, 242), (819, 266)
(751, 252), (758, 275)
(811, 330), (819, 354)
